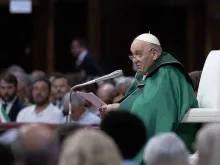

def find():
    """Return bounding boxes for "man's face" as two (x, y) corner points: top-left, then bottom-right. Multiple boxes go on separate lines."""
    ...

(32, 81), (50, 105)
(0, 80), (17, 102)
(130, 40), (157, 74)
(71, 40), (83, 57)
(52, 78), (70, 101)
(98, 89), (116, 104)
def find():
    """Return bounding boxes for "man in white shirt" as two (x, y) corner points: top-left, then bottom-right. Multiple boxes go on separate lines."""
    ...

(16, 78), (63, 124)
(62, 92), (101, 125)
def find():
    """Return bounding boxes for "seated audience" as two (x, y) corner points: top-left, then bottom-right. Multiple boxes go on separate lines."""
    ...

(144, 133), (189, 165)
(196, 123), (220, 165)
(49, 72), (62, 104)
(6, 65), (25, 80)
(0, 73), (25, 122)
(58, 129), (122, 165)
(11, 124), (59, 165)
(65, 72), (85, 87)
(100, 111), (147, 165)
(62, 92), (101, 125)
(30, 70), (47, 82)
(189, 71), (202, 96)
(16, 73), (32, 106)
(97, 83), (117, 104)
(113, 81), (132, 103)
(16, 78), (63, 123)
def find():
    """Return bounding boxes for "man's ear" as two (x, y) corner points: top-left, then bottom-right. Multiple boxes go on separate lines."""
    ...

(152, 50), (159, 61)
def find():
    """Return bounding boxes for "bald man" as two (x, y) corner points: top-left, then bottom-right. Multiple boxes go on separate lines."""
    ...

(11, 124), (59, 165)
(97, 83), (116, 104)
(101, 33), (199, 164)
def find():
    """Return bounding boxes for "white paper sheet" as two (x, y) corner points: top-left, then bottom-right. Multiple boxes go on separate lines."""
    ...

(76, 91), (106, 108)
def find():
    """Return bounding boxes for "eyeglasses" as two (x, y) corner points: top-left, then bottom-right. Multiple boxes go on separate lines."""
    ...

(129, 48), (153, 61)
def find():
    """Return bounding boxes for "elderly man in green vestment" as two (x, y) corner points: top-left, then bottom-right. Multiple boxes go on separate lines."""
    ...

(101, 33), (200, 164)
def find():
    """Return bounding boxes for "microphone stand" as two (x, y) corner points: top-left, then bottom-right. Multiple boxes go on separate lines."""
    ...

(67, 87), (75, 123)
(67, 70), (123, 123)
(67, 84), (88, 123)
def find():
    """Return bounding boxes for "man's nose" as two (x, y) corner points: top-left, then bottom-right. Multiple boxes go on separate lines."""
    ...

(133, 57), (139, 63)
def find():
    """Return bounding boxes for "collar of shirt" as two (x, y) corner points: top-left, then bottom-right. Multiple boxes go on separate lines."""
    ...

(76, 50), (88, 66)
(56, 100), (63, 110)
(31, 103), (51, 116)
(72, 109), (90, 122)
(0, 97), (17, 114)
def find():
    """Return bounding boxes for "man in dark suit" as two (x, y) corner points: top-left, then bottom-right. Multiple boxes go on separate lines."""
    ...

(71, 38), (104, 77)
(0, 73), (24, 122)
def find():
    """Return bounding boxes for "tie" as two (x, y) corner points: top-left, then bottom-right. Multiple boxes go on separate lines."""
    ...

(57, 102), (62, 110)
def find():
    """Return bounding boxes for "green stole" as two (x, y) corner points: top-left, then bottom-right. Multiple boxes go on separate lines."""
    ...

(1, 104), (10, 122)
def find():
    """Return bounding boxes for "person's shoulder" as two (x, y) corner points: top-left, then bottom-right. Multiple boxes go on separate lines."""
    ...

(157, 65), (183, 77)
(87, 112), (101, 122)
(16, 105), (35, 121)
(87, 111), (100, 119)
(48, 103), (59, 110)
(48, 104), (63, 114)
(14, 98), (25, 108)
(157, 64), (193, 88)
(20, 105), (35, 112)
(159, 64), (178, 72)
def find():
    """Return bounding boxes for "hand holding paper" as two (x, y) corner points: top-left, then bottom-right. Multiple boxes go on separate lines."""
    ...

(100, 104), (120, 112)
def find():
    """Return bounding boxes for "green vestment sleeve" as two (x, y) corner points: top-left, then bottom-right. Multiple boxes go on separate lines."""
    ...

(118, 64), (199, 164)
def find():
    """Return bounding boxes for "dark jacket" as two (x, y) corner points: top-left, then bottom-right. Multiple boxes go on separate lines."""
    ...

(76, 53), (104, 77)
(8, 98), (25, 122)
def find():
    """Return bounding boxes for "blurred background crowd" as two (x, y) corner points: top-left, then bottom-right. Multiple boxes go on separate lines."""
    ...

(0, 0), (220, 165)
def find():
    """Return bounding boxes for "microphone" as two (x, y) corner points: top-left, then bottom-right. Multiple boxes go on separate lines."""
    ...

(70, 70), (123, 90)
(67, 70), (123, 123)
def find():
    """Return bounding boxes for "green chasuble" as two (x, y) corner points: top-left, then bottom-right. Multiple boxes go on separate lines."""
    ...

(118, 52), (200, 164)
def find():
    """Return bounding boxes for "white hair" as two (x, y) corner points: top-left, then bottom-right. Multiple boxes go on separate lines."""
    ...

(114, 77), (134, 88)
(144, 133), (189, 165)
(196, 123), (220, 165)
(97, 83), (115, 95)
(7, 65), (25, 73)
(62, 92), (84, 107)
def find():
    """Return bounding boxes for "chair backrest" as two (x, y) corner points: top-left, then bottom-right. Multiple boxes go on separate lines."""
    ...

(197, 50), (220, 109)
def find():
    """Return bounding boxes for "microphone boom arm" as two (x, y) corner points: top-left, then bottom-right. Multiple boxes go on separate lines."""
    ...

(67, 70), (123, 123)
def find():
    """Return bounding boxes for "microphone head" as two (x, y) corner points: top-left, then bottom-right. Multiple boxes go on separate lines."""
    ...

(113, 70), (123, 77)
(95, 70), (123, 83)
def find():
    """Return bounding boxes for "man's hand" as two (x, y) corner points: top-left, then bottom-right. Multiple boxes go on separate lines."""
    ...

(101, 103), (120, 112)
